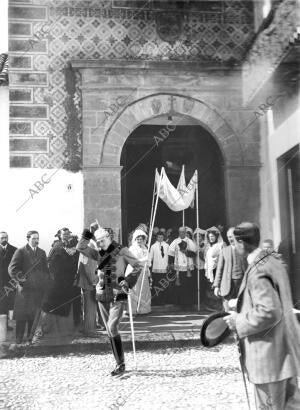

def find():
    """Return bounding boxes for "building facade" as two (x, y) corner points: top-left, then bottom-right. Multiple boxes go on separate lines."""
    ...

(4, 0), (299, 301)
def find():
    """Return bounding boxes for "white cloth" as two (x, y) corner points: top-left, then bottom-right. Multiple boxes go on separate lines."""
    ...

(204, 242), (223, 282)
(148, 241), (169, 273)
(247, 247), (262, 265)
(204, 227), (224, 282)
(155, 168), (197, 212)
(126, 242), (151, 314)
(168, 237), (196, 272)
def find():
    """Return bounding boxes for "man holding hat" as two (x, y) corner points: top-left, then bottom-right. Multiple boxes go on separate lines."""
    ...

(77, 222), (142, 376)
(224, 222), (300, 409)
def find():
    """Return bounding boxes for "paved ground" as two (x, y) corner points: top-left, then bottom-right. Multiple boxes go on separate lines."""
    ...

(0, 341), (256, 410)
(2, 312), (210, 357)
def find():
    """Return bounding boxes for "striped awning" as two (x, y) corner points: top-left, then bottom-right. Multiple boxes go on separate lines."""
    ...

(0, 53), (8, 86)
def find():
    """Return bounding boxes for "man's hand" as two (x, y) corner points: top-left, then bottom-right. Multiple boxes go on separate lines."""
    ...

(228, 298), (237, 310)
(214, 287), (220, 298)
(119, 280), (129, 294)
(223, 311), (237, 331)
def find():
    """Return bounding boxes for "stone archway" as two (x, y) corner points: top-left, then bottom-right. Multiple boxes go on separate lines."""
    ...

(91, 93), (255, 239)
(73, 59), (261, 236)
(101, 93), (244, 167)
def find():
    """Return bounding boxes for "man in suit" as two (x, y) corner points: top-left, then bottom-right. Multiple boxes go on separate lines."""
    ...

(77, 223), (142, 376)
(8, 230), (50, 344)
(0, 231), (17, 330)
(213, 227), (247, 311)
(224, 222), (300, 409)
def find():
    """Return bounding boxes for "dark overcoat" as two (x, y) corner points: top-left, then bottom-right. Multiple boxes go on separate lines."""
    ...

(0, 244), (17, 313)
(8, 244), (50, 320)
(43, 246), (79, 317)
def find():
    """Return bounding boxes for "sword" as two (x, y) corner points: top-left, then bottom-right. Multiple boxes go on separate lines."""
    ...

(127, 291), (137, 369)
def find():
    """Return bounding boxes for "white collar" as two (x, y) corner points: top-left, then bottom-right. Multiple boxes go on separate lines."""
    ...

(247, 248), (262, 265)
(28, 244), (37, 252)
(0, 244), (7, 249)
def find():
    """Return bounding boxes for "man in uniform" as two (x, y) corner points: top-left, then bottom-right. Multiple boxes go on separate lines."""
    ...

(77, 223), (142, 376)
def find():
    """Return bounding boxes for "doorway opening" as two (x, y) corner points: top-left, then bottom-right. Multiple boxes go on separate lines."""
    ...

(120, 117), (227, 245)
(277, 144), (300, 304)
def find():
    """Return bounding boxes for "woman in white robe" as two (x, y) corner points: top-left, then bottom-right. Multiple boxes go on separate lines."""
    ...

(203, 226), (224, 311)
(126, 229), (151, 315)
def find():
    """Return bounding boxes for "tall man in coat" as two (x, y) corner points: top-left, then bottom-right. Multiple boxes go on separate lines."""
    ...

(224, 222), (300, 409)
(8, 231), (50, 344)
(77, 223), (142, 376)
(0, 232), (17, 330)
(213, 227), (247, 311)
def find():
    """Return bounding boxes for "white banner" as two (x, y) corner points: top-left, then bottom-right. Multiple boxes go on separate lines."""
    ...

(155, 168), (197, 212)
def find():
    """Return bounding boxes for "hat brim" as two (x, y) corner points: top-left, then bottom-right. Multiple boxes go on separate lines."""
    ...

(200, 311), (231, 347)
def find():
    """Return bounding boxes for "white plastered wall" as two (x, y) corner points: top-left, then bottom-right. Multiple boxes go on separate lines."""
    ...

(0, 0), (84, 253)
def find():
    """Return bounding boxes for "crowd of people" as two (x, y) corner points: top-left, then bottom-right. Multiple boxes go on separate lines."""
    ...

(0, 223), (281, 345)
(1, 221), (300, 407)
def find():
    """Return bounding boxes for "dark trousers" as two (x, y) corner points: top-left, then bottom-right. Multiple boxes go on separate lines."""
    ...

(151, 270), (176, 305)
(72, 287), (82, 327)
(16, 319), (33, 343)
(223, 278), (243, 312)
(82, 289), (96, 334)
(174, 270), (196, 307)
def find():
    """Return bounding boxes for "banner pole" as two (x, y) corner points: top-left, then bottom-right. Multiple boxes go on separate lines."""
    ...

(182, 165), (185, 227)
(137, 168), (162, 313)
(196, 170), (200, 311)
(149, 168), (157, 231)
(127, 292), (137, 368)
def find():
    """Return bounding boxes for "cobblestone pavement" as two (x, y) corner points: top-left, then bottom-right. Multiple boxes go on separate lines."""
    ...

(0, 342), (256, 410)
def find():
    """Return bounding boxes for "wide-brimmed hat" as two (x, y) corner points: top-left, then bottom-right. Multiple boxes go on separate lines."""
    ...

(200, 311), (231, 347)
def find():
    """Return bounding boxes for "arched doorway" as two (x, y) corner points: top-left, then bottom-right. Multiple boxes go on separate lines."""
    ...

(120, 115), (226, 244)
(81, 92), (260, 239)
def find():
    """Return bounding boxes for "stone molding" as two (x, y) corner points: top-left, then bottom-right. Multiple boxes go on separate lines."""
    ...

(102, 93), (246, 167)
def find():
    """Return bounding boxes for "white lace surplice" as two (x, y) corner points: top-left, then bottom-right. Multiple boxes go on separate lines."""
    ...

(168, 237), (196, 272)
